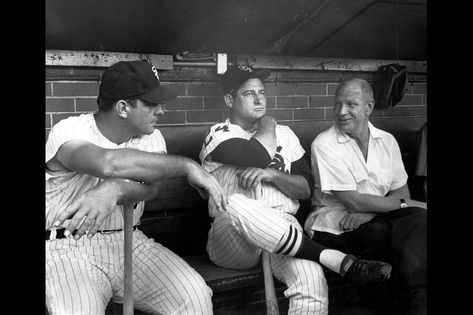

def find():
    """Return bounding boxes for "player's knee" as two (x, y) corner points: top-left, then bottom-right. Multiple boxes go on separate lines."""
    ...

(226, 194), (255, 216)
(227, 193), (247, 207)
(181, 277), (213, 313)
(46, 296), (106, 315)
(46, 279), (108, 315)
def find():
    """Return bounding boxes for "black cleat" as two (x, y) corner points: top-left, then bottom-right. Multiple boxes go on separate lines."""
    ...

(340, 254), (392, 285)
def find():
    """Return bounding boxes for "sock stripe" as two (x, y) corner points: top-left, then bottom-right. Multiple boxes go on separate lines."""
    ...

(282, 228), (300, 256)
(275, 225), (293, 254)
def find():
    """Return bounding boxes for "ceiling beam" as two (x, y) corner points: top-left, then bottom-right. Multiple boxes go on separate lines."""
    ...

(238, 54), (426, 73)
(45, 50), (173, 69)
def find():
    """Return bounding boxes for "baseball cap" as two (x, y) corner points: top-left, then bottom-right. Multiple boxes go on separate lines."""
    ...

(221, 65), (271, 95)
(98, 60), (176, 104)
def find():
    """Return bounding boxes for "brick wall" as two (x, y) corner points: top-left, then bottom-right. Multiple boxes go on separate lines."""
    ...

(45, 66), (427, 140)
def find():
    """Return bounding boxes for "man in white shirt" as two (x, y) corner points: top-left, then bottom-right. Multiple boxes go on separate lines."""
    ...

(305, 78), (427, 315)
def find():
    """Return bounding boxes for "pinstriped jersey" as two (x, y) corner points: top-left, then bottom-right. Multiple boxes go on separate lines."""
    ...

(45, 113), (167, 230)
(199, 118), (305, 218)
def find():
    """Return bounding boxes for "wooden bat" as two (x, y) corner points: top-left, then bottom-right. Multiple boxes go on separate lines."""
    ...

(255, 185), (280, 315)
(123, 203), (134, 315)
(262, 252), (280, 315)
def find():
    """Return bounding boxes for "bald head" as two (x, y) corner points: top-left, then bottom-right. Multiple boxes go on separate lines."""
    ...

(335, 78), (374, 104)
(333, 78), (374, 138)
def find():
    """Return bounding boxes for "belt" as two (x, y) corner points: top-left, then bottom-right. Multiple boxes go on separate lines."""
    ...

(45, 226), (137, 240)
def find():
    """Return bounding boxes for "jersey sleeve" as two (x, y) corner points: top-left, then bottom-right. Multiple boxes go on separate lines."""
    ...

(199, 122), (246, 163)
(45, 117), (89, 163)
(281, 125), (305, 163)
(311, 141), (358, 192)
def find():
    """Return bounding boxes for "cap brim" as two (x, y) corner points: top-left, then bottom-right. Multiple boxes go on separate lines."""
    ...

(250, 69), (271, 81)
(138, 85), (177, 104)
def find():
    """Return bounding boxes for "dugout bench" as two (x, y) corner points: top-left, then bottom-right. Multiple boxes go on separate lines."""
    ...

(102, 119), (425, 315)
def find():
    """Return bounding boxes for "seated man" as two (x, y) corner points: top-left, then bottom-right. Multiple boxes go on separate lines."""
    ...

(199, 66), (392, 314)
(45, 60), (227, 315)
(305, 78), (427, 315)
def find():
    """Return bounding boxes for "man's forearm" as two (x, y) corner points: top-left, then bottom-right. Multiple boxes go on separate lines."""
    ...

(271, 172), (311, 200)
(346, 194), (406, 213)
(104, 178), (161, 205)
(104, 149), (198, 183)
(252, 116), (277, 158)
(56, 141), (197, 183)
(385, 184), (410, 199)
(334, 189), (425, 213)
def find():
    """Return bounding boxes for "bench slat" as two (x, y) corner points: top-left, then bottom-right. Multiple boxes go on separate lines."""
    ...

(184, 255), (264, 293)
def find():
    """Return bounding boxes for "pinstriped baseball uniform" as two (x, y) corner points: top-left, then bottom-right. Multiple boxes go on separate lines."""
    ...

(200, 119), (329, 314)
(46, 113), (213, 315)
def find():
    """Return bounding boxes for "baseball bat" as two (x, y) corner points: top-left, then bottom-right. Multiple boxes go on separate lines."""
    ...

(123, 203), (134, 315)
(262, 252), (280, 315)
(255, 185), (280, 315)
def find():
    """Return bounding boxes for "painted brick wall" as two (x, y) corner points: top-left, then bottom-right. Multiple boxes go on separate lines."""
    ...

(45, 66), (427, 140)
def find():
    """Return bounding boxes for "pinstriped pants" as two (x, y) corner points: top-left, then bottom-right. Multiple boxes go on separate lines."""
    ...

(207, 194), (328, 315)
(46, 229), (213, 315)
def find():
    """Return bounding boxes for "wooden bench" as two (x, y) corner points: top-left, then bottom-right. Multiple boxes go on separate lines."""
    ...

(102, 119), (425, 314)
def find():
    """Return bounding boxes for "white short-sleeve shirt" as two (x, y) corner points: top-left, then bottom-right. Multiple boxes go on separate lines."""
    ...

(305, 122), (408, 235)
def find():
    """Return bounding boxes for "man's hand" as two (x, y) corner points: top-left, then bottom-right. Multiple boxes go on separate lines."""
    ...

(339, 212), (377, 231)
(407, 199), (427, 209)
(257, 115), (276, 131)
(236, 167), (276, 191)
(186, 163), (228, 212)
(53, 181), (121, 240)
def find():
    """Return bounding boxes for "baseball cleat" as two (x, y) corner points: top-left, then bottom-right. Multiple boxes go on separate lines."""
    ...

(340, 254), (392, 285)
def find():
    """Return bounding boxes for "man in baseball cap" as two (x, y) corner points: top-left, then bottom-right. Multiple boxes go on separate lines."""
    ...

(221, 65), (271, 95)
(99, 60), (176, 105)
(45, 60), (227, 314)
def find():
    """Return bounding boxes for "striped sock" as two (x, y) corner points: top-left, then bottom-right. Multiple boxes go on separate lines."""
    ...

(274, 225), (303, 256)
(292, 233), (329, 264)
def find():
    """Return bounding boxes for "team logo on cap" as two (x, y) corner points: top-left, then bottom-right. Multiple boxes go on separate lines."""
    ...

(238, 65), (253, 73)
(151, 65), (160, 81)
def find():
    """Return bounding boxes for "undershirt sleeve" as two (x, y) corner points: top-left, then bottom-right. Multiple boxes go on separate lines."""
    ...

(210, 138), (272, 168)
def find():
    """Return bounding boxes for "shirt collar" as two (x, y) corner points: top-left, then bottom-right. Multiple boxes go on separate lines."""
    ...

(335, 121), (382, 143)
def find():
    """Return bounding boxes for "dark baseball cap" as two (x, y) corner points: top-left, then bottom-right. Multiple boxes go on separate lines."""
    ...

(98, 60), (176, 104)
(221, 65), (271, 95)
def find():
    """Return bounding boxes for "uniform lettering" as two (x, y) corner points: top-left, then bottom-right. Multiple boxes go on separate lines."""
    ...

(215, 125), (230, 133)
(268, 146), (288, 173)
(204, 135), (213, 148)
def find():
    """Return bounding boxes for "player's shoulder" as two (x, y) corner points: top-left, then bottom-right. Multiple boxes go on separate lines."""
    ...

(50, 113), (93, 133)
(275, 123), (292, 132)
(53, 113), (90, 126)
(149, 128), (165, 140)
(275, 124), (298, 137)
(208, 120), (245, 139)
(137, 128), (165, 143)
(209, 121), (231, 132)
(131, 128), (167, 153)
